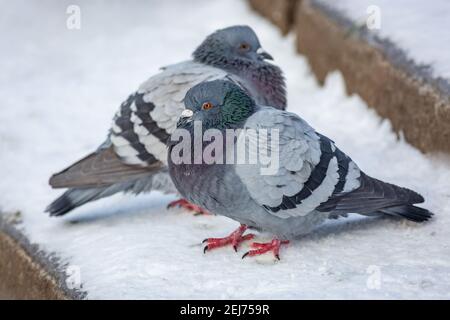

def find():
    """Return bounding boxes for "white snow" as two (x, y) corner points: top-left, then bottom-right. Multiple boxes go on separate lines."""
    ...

(1, 0), (450, 299)
(316, 0), (450, 80)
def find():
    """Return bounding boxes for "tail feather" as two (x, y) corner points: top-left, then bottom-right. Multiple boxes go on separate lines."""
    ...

(46, 169), (175, 216)
(377, 205), (433, 223)
(46, 192), (74, 216)
(321, 172), (433, 223)
(46, 187), (115, 217)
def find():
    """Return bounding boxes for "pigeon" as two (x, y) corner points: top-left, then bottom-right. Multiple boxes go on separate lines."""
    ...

(46, 25), (286, 216)
(167, 80), (433, 260)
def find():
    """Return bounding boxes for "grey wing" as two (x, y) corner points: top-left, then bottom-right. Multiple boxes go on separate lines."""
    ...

(111, 61), (230, 166)
(49, 145), (163, 188)
(235, 107), (362, 219)
(50, 62), (230, 189)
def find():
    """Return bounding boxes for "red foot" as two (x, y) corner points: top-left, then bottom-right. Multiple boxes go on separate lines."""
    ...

(203, 224), (255, 253)
(242, 239), (289, 260)
(167, 198), (211, 215)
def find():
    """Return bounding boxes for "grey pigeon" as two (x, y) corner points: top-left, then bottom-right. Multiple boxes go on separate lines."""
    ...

(168, 80), (433, 259)
(46, 25), (286, 216)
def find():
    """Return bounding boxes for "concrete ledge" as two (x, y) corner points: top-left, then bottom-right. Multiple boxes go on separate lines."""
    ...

(247, 0), (450, 154)
(0, 214), (85, 299)
(248, 0), (298, 35)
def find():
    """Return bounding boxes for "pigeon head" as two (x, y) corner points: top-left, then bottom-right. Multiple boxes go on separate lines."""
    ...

(193, 25), (273, 68)
(192, 25), (286, 110)
(180, 80), (255, 130)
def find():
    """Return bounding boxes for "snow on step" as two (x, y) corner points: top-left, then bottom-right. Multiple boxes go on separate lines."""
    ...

(316, 0), (450, 81)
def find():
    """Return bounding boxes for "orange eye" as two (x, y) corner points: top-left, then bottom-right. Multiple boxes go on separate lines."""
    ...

(202, 102), (213, 110)
(239, 43), (250, 51)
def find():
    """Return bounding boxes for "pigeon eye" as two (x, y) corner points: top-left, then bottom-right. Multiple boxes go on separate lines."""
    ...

(202, 102), (213, 110)
(239, 43), (250, 51)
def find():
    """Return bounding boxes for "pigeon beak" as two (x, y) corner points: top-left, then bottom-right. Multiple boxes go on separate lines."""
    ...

(257, 47), (274, 60)
(180, 109), (194, 119)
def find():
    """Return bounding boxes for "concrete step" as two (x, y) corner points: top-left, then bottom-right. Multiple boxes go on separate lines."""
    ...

(248, 0), (450, 154)
(0, 214), (85, 299)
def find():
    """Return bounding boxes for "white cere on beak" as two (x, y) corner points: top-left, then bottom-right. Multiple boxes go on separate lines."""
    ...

(180, 109), (194, 118)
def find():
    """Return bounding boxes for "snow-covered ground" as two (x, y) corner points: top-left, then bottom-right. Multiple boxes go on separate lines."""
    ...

(1, 0), (450, 299)
(316, 0), (450, 80)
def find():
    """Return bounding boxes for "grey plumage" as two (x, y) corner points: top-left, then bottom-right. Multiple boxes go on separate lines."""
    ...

(46, 25), (286, 216)
(168, 80), (432, 240)
(48, 169), (174, 217)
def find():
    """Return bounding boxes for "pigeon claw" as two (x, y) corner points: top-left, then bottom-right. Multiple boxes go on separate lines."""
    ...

(167, 198), (211, 215)
(202, 224), (255, 253)
(242, 239), (289, 260)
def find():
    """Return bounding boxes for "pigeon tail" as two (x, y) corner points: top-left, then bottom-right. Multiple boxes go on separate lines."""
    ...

(319, 172), (434, 223)
(376, 205), (433, 223)
(46, 187), (110, 217)
(46, 169), (176, 216)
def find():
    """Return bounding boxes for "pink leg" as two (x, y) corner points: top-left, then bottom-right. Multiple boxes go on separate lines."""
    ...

(167, 198), (211, 215)
(203, 224), (255, 253)
(242, 239), (289, 260)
